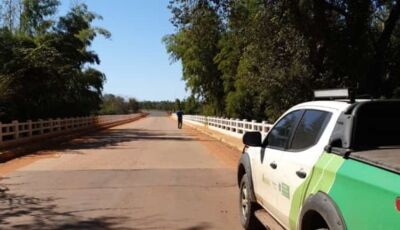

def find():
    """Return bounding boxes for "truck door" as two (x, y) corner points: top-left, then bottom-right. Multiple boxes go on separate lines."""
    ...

(274, 109), (333, 228)
(253, 110), (304, 218)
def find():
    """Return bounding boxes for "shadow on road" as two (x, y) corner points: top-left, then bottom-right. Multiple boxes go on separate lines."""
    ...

(0, 191), (133, 230)
(59, 129), (216, 151)
(0, 190), (214, 230)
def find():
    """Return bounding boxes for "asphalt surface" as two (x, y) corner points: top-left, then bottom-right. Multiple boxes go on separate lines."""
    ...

(0, 112), (242, 230)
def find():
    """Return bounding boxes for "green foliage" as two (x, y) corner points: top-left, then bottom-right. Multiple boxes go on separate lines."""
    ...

(164, 0), (225, 115)
(139, 101), (175, 111)
(0, 2), (110, 122)
(183, 95), (201, 114)
(99, 94), (139, 115)
(166, 0), (400, 121)
(20, 0), (60, 35)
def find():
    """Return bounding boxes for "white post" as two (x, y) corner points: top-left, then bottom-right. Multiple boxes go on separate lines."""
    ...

(236, 119), (241, 133)
(56, 118), (61, 131)
(49, 118), (53, 133)
(261, 121), (268, 133)
(39, 119), (44, 134)
(252, 120), (257, 131)
(61, 119), (65, 130)
(13, 120), (19, 140)
(28, 120), (32, 137)
(0, 122), (2, 142)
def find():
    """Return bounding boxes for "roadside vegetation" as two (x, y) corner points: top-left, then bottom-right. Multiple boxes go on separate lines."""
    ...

(139, 100), (176, 112)
(165, 0), (400, 121)
(0, 0), (110, 122)
(99, 94), (140, 115)
(137, 98), (201, 114)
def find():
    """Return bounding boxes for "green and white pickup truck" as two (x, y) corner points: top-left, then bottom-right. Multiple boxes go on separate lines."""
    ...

(238, 99), (400, 230)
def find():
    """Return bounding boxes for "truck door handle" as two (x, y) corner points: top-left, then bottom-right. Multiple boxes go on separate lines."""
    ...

(296, 170), (307, 179)
(270, 162), (277, 169)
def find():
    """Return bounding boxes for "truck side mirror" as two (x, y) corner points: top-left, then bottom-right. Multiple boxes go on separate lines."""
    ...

(243, 132), (262, 147)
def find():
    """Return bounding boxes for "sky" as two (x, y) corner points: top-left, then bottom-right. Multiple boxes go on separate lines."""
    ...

(59, 0), (188, 101)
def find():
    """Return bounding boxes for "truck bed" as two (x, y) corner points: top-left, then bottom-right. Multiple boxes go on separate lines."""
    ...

(350, 148), (400, 174)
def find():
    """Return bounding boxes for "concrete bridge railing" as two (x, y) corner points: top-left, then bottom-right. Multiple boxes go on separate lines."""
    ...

(0, 114), (145, 148)
(179, 115), (273, 138)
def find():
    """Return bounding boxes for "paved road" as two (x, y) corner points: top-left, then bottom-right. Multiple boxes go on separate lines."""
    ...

(0, 112), (242, 230)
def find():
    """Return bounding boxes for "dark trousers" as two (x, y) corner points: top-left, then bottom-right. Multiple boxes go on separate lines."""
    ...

(178, 118), (183, 129)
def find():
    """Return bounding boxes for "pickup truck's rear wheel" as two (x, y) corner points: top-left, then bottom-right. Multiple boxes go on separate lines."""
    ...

(239, 174), (263, 230)
(299, 193), (345, 230)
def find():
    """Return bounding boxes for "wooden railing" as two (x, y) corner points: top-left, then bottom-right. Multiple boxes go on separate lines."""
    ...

(0, 114), (144, 146)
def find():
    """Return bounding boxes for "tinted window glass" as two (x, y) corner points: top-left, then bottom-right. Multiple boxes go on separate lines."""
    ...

(267, 110), (303, 149)
(291, 110), (331, 150)
(354, 101), (400, 149)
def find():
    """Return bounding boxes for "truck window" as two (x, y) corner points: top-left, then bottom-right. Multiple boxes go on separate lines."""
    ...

(354, 102), (400, 149)
(267, 110), (303, 149)
(290, 110), (332, 150)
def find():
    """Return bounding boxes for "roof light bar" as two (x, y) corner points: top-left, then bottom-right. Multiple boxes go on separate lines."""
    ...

(314, 89), (349, 99)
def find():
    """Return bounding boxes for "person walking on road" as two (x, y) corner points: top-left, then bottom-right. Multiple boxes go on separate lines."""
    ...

(176, 110), (184, 129)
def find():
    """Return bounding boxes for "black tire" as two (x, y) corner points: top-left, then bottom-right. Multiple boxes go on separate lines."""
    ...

(299, 193), (346, 230)
(239, 174), (264, 230)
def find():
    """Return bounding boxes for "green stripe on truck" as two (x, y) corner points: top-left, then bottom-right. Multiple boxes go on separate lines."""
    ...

(289, 153), (345, 230)
(290, 152), (400, 230)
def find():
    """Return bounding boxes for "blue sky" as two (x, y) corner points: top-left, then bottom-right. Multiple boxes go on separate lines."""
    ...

(59, 0), (188, 101)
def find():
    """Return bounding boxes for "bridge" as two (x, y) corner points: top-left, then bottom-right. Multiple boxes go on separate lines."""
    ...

(0, 112), (244, 229)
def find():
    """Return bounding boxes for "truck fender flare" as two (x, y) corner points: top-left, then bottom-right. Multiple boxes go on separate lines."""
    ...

(299, 192), (346, 230)
(237, 153), (256, 202)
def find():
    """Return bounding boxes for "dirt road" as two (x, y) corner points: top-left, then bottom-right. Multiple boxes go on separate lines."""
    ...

(0, 112), (242, 230)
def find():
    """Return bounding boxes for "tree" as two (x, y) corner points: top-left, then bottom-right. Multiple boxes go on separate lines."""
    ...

(0, 2), (110, 121)
(222, 0), (312, 120)
(164, 0), (225, 115)
(99, 94), (139, 115)
(287, 0), (400, 97)
(166, 0), (400, 121)
(139, 101), (175, 111)
(183, 95), (201, 114)
(19, 0), (59, 35)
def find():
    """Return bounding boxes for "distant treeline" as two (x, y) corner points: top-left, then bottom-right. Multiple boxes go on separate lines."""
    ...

(139, 101), (176, 111)
(135, 99), (202, 114)
(164, 0), (400, 121)
(0, 0), (110, 122)
(99, 94), (140, 115)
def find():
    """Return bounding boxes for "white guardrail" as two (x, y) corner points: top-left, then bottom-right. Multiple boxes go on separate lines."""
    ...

(0, 114), (144, 146)
(180, 115), (273, 138)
